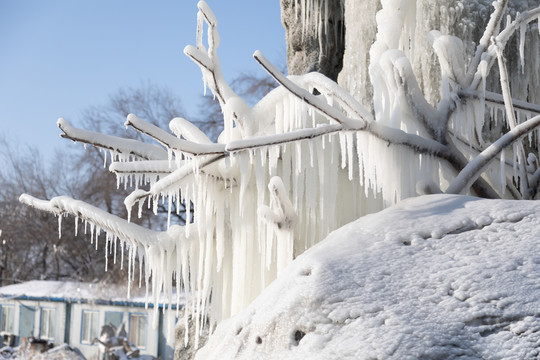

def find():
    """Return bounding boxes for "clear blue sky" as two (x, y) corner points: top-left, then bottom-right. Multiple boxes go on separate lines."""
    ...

(0, 1), (285, 161)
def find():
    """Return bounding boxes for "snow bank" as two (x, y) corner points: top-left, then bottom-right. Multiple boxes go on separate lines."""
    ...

(197, 194), (540, 359)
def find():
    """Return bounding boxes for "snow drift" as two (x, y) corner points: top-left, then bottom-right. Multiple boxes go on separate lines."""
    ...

(197, 194), (540, 359)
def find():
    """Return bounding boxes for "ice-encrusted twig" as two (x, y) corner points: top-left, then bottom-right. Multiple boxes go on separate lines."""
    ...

(184, 1), (235, 108)
(109, 160), (177, 175)
(58, 118), (168, 160)
(289, 72), (374, 123)
(124, 154), (225, 210)
(253, 50), (367, 130)
(459, 90), (540, 115)
(446, 114), (540, 195)
(493, 38), (530, 198)
(125, 114), (225, 155)
(469, 6), (540, 90)
(226, 125), (343, 151)
(465, 0), (508, 85)
(19, 194), (163, 246)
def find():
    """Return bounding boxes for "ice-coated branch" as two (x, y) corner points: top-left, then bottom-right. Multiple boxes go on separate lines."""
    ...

(57, 118), (168, 160)
(19, 194), (163, 247)
(470, 6), (540, 87)
(124, 154), (225, 211)
(184, 1), (236, 109)
(491, 7), (540, 56)
(290, 72), (374, 123)
(226, 125), (343, 151)
(184, 45), (225, 105)
(446, 114), (540, 195)
(253, 50), (367, 130)
(459, 90), (540, 115)
(109, 160), (177, 175)
(465, 0), (508, 85)
(125, 114), (225, 155)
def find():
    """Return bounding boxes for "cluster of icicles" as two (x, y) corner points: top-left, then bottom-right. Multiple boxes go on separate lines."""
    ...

(70, 90), (441, 345)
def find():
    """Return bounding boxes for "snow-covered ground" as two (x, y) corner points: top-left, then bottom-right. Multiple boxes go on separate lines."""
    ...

(197, 194), (540, 359)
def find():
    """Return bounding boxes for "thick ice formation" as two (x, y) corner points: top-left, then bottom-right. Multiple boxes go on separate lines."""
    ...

(196, 194), (540, 359)
(18, 0), (540, 349)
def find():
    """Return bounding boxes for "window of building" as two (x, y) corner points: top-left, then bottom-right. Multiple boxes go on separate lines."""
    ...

(104, 311), (124, 329)
(19, 306), (36, 339)
(81, 310), (99, 344)
(39, 308), (55, 340)
(0, 306), (14, 334)
(128, 313), (147, 348)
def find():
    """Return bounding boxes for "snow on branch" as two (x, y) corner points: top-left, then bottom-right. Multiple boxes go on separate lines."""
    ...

(19, 194), (160, 246)
(109, 160), (177, 175)
(125, 114), (225, 156)
(58, 118), (168, 160)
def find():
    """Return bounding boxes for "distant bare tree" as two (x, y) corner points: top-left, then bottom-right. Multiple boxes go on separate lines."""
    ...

(0, 84), (186, 285)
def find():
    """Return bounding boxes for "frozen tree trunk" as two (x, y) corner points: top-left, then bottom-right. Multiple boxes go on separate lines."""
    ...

(280, 0), (345, 81)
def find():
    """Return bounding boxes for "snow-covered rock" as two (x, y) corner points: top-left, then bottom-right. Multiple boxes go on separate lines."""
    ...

(197, 194), (540, 359)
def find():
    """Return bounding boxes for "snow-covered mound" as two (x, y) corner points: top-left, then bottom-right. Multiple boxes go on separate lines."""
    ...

(197, 194), (540, 359)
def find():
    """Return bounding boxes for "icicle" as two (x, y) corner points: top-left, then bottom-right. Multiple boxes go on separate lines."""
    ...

(74, 216), (79, 236)
(500, 150), (507, 194)
(167, 191), (172, 229)
(95, 227), (100, 250)
(114, 236), (117, 265)
(57, 215), (63, 238)
(519, 22), (526, 74)
(139, 251), (143, 288)
(120, 240), (125, 270)
(105, 237), (109, 272)
(309, 139), (314, 168)
(339, 132), (347, 169)
(346, 132), (354, 180)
